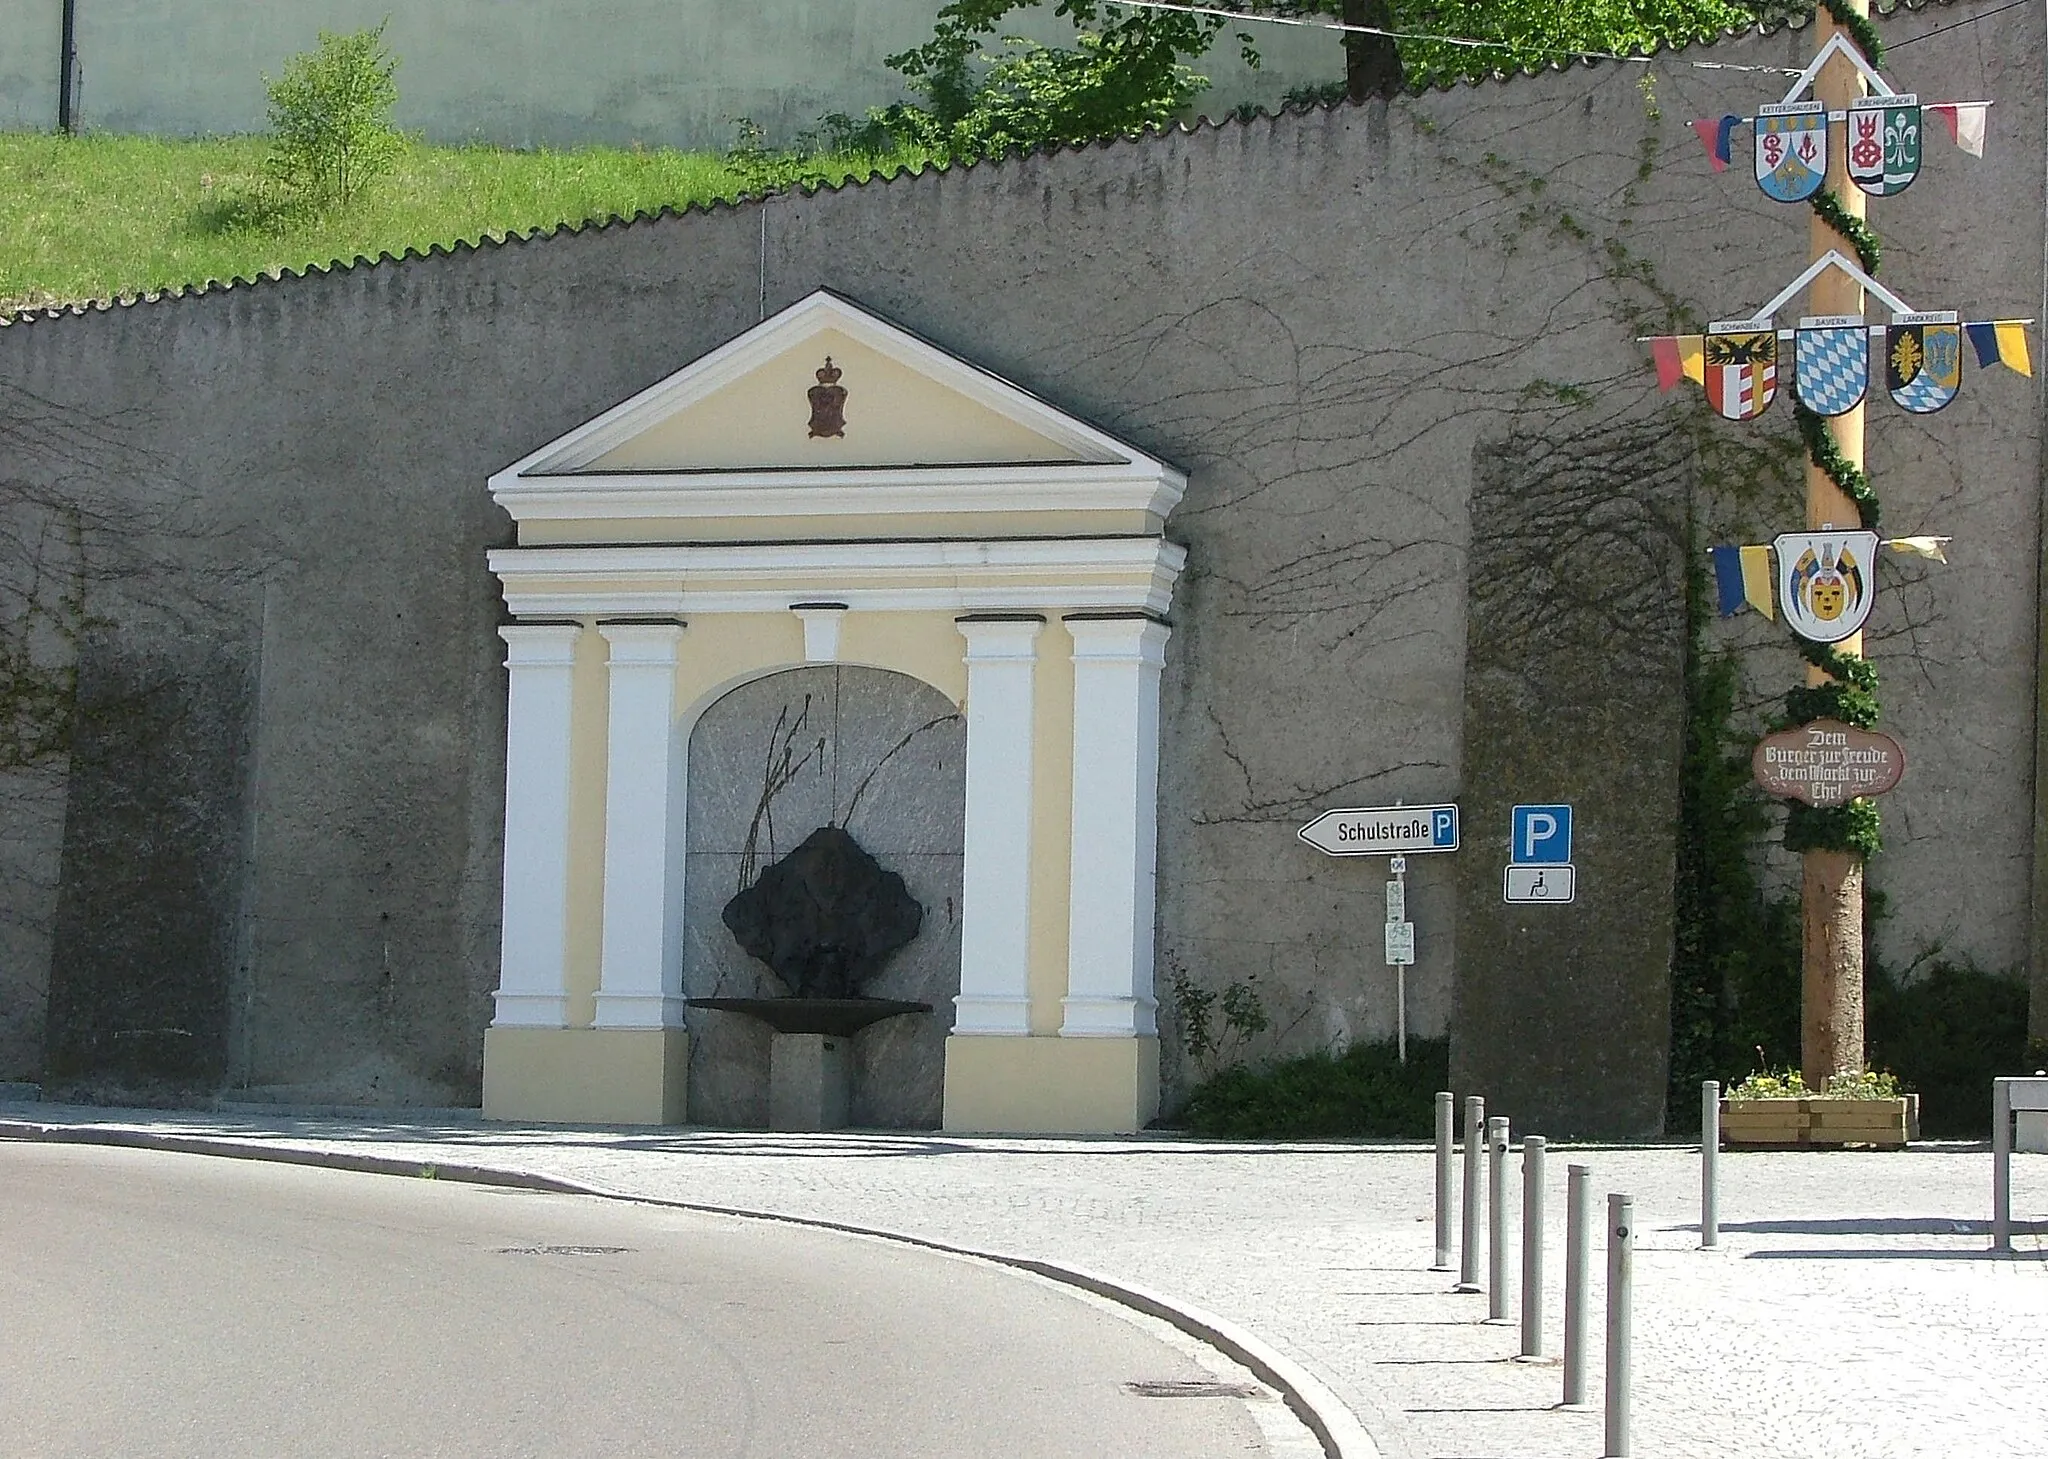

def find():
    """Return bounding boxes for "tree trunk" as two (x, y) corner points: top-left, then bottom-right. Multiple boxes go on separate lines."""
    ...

(1800, 849), (1865, 1088)
(1342, 0), (1404, 101)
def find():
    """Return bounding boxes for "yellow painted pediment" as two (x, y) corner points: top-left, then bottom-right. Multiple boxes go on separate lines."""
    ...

(586, 325), (1097, 472)
(490, 290), (1184, 540)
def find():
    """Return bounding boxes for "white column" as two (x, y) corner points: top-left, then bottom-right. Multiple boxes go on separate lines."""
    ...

(593, 621), (689, 1029)
(953, 616), (1044, 1035)
(494, 623), (581, 1028)
(1062, 615), (1170, 1038)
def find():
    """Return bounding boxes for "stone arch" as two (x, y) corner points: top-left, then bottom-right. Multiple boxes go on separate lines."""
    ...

(681, 664), (965, 1128)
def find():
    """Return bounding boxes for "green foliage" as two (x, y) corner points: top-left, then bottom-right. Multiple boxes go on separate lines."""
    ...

(1668, 540), (1793, 1129)
(883, 33), (1210, 157)
(1793, 406), (1880, 534)
(0, 133), (934, 313)
(1177, 1038), (1448, 1139)
(264, 21), (406, 212)
(1868, 960), (2033, 1136)
(878, 1), (1236, 159)
(1302, 0), (1763, 90)
(1782, 797), (1882, 858)
(1168, 963), (1272, 1078)
(1809, 188), (1881, 274)
(1726, 1067), (1901, 1100)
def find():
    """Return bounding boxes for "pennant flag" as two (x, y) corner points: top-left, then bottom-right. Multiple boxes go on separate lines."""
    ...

(1651, 335), (1705, 391)
(1711, 546), (1745, 615)
(1885, 536), (1951, 564)
(1691, 115), (1741, 171)
(1709, 545), (1775, 618)
(1966, 321), (2032, 376)
(1927, 102), (1988, 157)
(1740, 544), (1773, 618)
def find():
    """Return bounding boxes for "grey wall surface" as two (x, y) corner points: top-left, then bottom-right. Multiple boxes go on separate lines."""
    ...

(683, 666), (965, 1129)
(0, 1), (2038, 1128)
(0, 0), (1342, 149)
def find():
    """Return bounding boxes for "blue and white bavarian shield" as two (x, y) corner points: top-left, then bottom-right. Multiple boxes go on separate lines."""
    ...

(1755, 101), (1828, 203)
(1885, 311), (1961, 414)
(1795, 316), (1869, 417)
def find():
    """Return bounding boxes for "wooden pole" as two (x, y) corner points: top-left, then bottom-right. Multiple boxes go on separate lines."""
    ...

(1800, 1), (1870, 1090)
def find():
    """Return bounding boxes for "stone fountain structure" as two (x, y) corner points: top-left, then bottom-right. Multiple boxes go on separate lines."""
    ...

(689, 824), (930, 1130)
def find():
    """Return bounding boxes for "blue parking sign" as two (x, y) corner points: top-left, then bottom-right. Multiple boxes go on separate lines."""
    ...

(1510, 804), (1572, 864)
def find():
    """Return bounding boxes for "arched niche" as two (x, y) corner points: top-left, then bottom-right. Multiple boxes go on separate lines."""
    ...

(682, 665), (965, 1128)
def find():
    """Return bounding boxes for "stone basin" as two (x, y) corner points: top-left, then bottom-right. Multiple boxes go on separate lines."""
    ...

(685, 996), (931, 1039)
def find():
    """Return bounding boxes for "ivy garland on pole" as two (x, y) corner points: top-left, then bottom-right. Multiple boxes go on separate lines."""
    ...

(1784, 18), (1886, 863)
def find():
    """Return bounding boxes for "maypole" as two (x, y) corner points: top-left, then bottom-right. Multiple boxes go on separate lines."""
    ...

(1797, 0), (1873, 1090)
(1652, 5), (2022, 1092)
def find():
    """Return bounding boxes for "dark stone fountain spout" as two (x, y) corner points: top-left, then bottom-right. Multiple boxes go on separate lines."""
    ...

(687, 826), (932, 1126)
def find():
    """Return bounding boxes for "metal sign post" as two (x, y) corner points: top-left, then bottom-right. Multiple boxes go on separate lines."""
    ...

(1386, 855), (1413, 1062)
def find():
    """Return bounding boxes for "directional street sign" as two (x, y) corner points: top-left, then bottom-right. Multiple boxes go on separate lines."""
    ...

(1504, 864), (1576, 905)
(1298, 804), (1459, 857)
(1510, 804), (1573, 864)
(1385, 878), (1406, 923)
(1385, 921), (1416, 965)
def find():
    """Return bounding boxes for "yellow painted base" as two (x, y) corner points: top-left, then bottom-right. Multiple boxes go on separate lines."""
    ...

(482, 1026), (689, 1125)
(942, 1034), (1160, 1134)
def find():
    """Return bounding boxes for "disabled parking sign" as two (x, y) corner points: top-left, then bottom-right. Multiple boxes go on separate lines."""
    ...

(1506, 804), (1575, 905)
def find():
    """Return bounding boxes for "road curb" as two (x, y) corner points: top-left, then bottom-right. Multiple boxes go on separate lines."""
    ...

(1, 1118), (1382, 1459)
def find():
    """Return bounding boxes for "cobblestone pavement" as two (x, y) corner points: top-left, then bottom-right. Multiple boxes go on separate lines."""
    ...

(5, 1102), (2043, 1459)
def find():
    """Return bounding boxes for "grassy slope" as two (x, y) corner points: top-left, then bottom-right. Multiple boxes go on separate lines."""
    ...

(0, 132), (921, 312)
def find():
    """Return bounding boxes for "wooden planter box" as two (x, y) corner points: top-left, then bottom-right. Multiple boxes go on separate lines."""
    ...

(1720, 1095), (1919, 1150)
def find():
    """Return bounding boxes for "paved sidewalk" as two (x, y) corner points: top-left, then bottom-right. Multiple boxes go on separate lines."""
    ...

(4, 1102), (2043, 1459)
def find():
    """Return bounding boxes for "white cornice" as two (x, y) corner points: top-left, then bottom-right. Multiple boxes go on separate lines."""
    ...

(490, 537), (1188, 618)
(492, 460), (1185, 524)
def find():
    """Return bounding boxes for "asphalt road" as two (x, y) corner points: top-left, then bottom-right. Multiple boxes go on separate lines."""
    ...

(0, 1142), (1276, 1458)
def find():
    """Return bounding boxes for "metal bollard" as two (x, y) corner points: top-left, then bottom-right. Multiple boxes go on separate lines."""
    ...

(1605, 1192), (1635, 1458)
(1486, 1115), (1511, 1320)
(1562, 1164), (1590, 1406)
(1702, 1080), (1720, 1249)
(1433, 1091), (1455, 1270)
(1520, 1135), (1546, 1356)
(1458, 1095), (1484, 1290)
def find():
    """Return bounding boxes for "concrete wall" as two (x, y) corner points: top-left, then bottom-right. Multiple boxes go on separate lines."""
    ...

(0, 2), (2038, 1129)
(0, 0), (1343, 149)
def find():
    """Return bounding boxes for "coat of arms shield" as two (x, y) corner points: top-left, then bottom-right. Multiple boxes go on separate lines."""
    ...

(1755, 101), (1828, 202)
(1886, 311), (1962, 414)
(1703, 324), (1778, 422)
(1794, 316), (1869, 417)
(1847, 95), (1921, 197)
(1774, 530), (1880, 644)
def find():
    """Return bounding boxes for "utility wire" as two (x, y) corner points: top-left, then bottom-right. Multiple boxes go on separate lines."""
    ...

(1099, 0), (1807, 72)
(1886, 0), (2030, 49)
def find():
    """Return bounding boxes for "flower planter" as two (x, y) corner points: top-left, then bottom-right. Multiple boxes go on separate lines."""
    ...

(1720, 1094), (1919, 1150)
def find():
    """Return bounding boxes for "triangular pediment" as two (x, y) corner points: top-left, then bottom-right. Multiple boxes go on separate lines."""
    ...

(491, 291), (1184, 540)
(505, 291), (1151, 475)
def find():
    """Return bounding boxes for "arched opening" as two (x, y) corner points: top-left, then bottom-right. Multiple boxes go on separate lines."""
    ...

(682, 665), (965, 1127)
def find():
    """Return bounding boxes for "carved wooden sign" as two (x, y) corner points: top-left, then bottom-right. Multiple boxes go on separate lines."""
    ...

(1751, 718), (1905, 806)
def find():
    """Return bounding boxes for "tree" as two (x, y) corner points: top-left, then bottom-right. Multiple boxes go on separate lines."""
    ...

(882, 0), (1789, 154)
(884, 0), (1254, 156)
(264, 20), (405, 211)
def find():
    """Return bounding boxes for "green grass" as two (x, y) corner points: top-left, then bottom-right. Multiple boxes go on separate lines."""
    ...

(0, 131), (929, 312)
